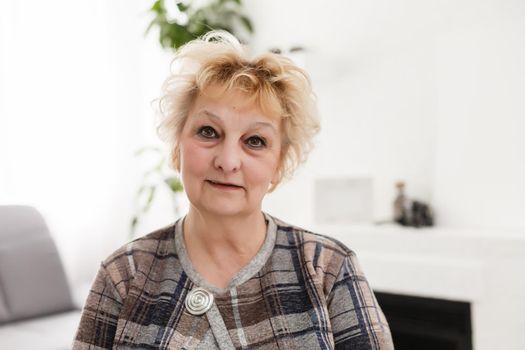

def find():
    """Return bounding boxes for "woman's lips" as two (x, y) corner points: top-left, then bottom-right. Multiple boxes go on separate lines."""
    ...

(206, 180), (243, 190)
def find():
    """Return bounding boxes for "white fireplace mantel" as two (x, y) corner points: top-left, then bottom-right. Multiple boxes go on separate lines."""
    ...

(313, 223), (525, 350)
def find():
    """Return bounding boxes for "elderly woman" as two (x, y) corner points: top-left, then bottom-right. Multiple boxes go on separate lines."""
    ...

(74, 32), (393, 349)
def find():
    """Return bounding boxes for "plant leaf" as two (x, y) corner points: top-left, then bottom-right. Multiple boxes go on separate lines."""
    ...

(131, 216), (138, 229)
(177, 2), (190, 12)
(239, 15), (253, 33)
(150, 0), (163, 14)
(142, 186), (157, 212)
(164, 176), (184, 192)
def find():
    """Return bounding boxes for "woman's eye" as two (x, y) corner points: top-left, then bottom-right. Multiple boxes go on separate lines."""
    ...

(198, 126), (218, 139)
(246, 136), (267, 148)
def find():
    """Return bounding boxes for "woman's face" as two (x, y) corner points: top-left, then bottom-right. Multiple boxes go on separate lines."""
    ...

(178, 87), (282, 219)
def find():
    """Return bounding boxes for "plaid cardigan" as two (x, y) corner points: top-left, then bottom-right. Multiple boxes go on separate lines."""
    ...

(73, 215), (393, 349)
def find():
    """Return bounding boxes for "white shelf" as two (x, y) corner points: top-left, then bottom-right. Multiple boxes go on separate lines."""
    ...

(312, 223), (525, 350)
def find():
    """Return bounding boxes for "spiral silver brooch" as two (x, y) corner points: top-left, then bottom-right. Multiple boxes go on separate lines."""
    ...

(185, 287), (214, 315)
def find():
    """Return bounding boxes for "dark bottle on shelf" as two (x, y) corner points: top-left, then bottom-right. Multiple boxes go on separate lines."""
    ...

(393, 181), (409, 226)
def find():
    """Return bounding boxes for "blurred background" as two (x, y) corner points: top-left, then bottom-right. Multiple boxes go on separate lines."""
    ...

(1, 0), (524, 349)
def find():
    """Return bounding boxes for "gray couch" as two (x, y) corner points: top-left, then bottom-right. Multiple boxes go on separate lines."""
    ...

(0, 205), (82, 349)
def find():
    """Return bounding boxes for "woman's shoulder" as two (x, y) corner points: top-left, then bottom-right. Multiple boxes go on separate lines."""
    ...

(99, 222), (178, 288)
(269, 214), (358, 295)
(104, 223), (176, 264)
(270, 214), (354, 257)
(91, 222), (178, 299)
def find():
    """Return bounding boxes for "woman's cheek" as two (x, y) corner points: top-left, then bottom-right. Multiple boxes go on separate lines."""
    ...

(181, 141), (211, 177)
(246, 156), (279, 186)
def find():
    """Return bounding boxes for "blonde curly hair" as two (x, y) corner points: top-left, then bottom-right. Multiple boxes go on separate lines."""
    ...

(156, 31), (320, 191)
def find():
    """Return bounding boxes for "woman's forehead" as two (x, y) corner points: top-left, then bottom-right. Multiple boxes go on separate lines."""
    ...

(197, 85), (284, 119)
(190, 87), (282, 126)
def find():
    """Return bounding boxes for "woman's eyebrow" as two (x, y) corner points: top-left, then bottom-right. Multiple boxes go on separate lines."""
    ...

(195, 110), (278, 134)
(251, 121), (278, 134)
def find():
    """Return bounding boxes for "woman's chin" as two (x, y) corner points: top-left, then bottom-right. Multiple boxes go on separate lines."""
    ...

(193, 203), (256, 218)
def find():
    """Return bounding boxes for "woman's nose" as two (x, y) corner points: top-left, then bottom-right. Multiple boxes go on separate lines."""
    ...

(213, 140), (241, 173)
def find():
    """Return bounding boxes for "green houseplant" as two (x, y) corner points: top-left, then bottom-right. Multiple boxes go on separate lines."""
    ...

(146, 0), (253, 50)
(131, 147), (184, 237)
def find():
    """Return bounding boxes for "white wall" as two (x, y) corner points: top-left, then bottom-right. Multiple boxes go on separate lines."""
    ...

(0, 0), (173, 284)
(248, 0), (525, 230)
(249, 0), (440, 226)
(433, 1), (525, 230)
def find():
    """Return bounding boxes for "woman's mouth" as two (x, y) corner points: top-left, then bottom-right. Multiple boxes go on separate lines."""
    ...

(206, 180), (243, 190)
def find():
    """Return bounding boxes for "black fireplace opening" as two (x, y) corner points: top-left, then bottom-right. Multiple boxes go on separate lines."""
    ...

(374, 292), (472, 350)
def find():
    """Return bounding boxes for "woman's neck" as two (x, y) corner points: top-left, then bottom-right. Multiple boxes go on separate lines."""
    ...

(182, 208), (268, 286)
